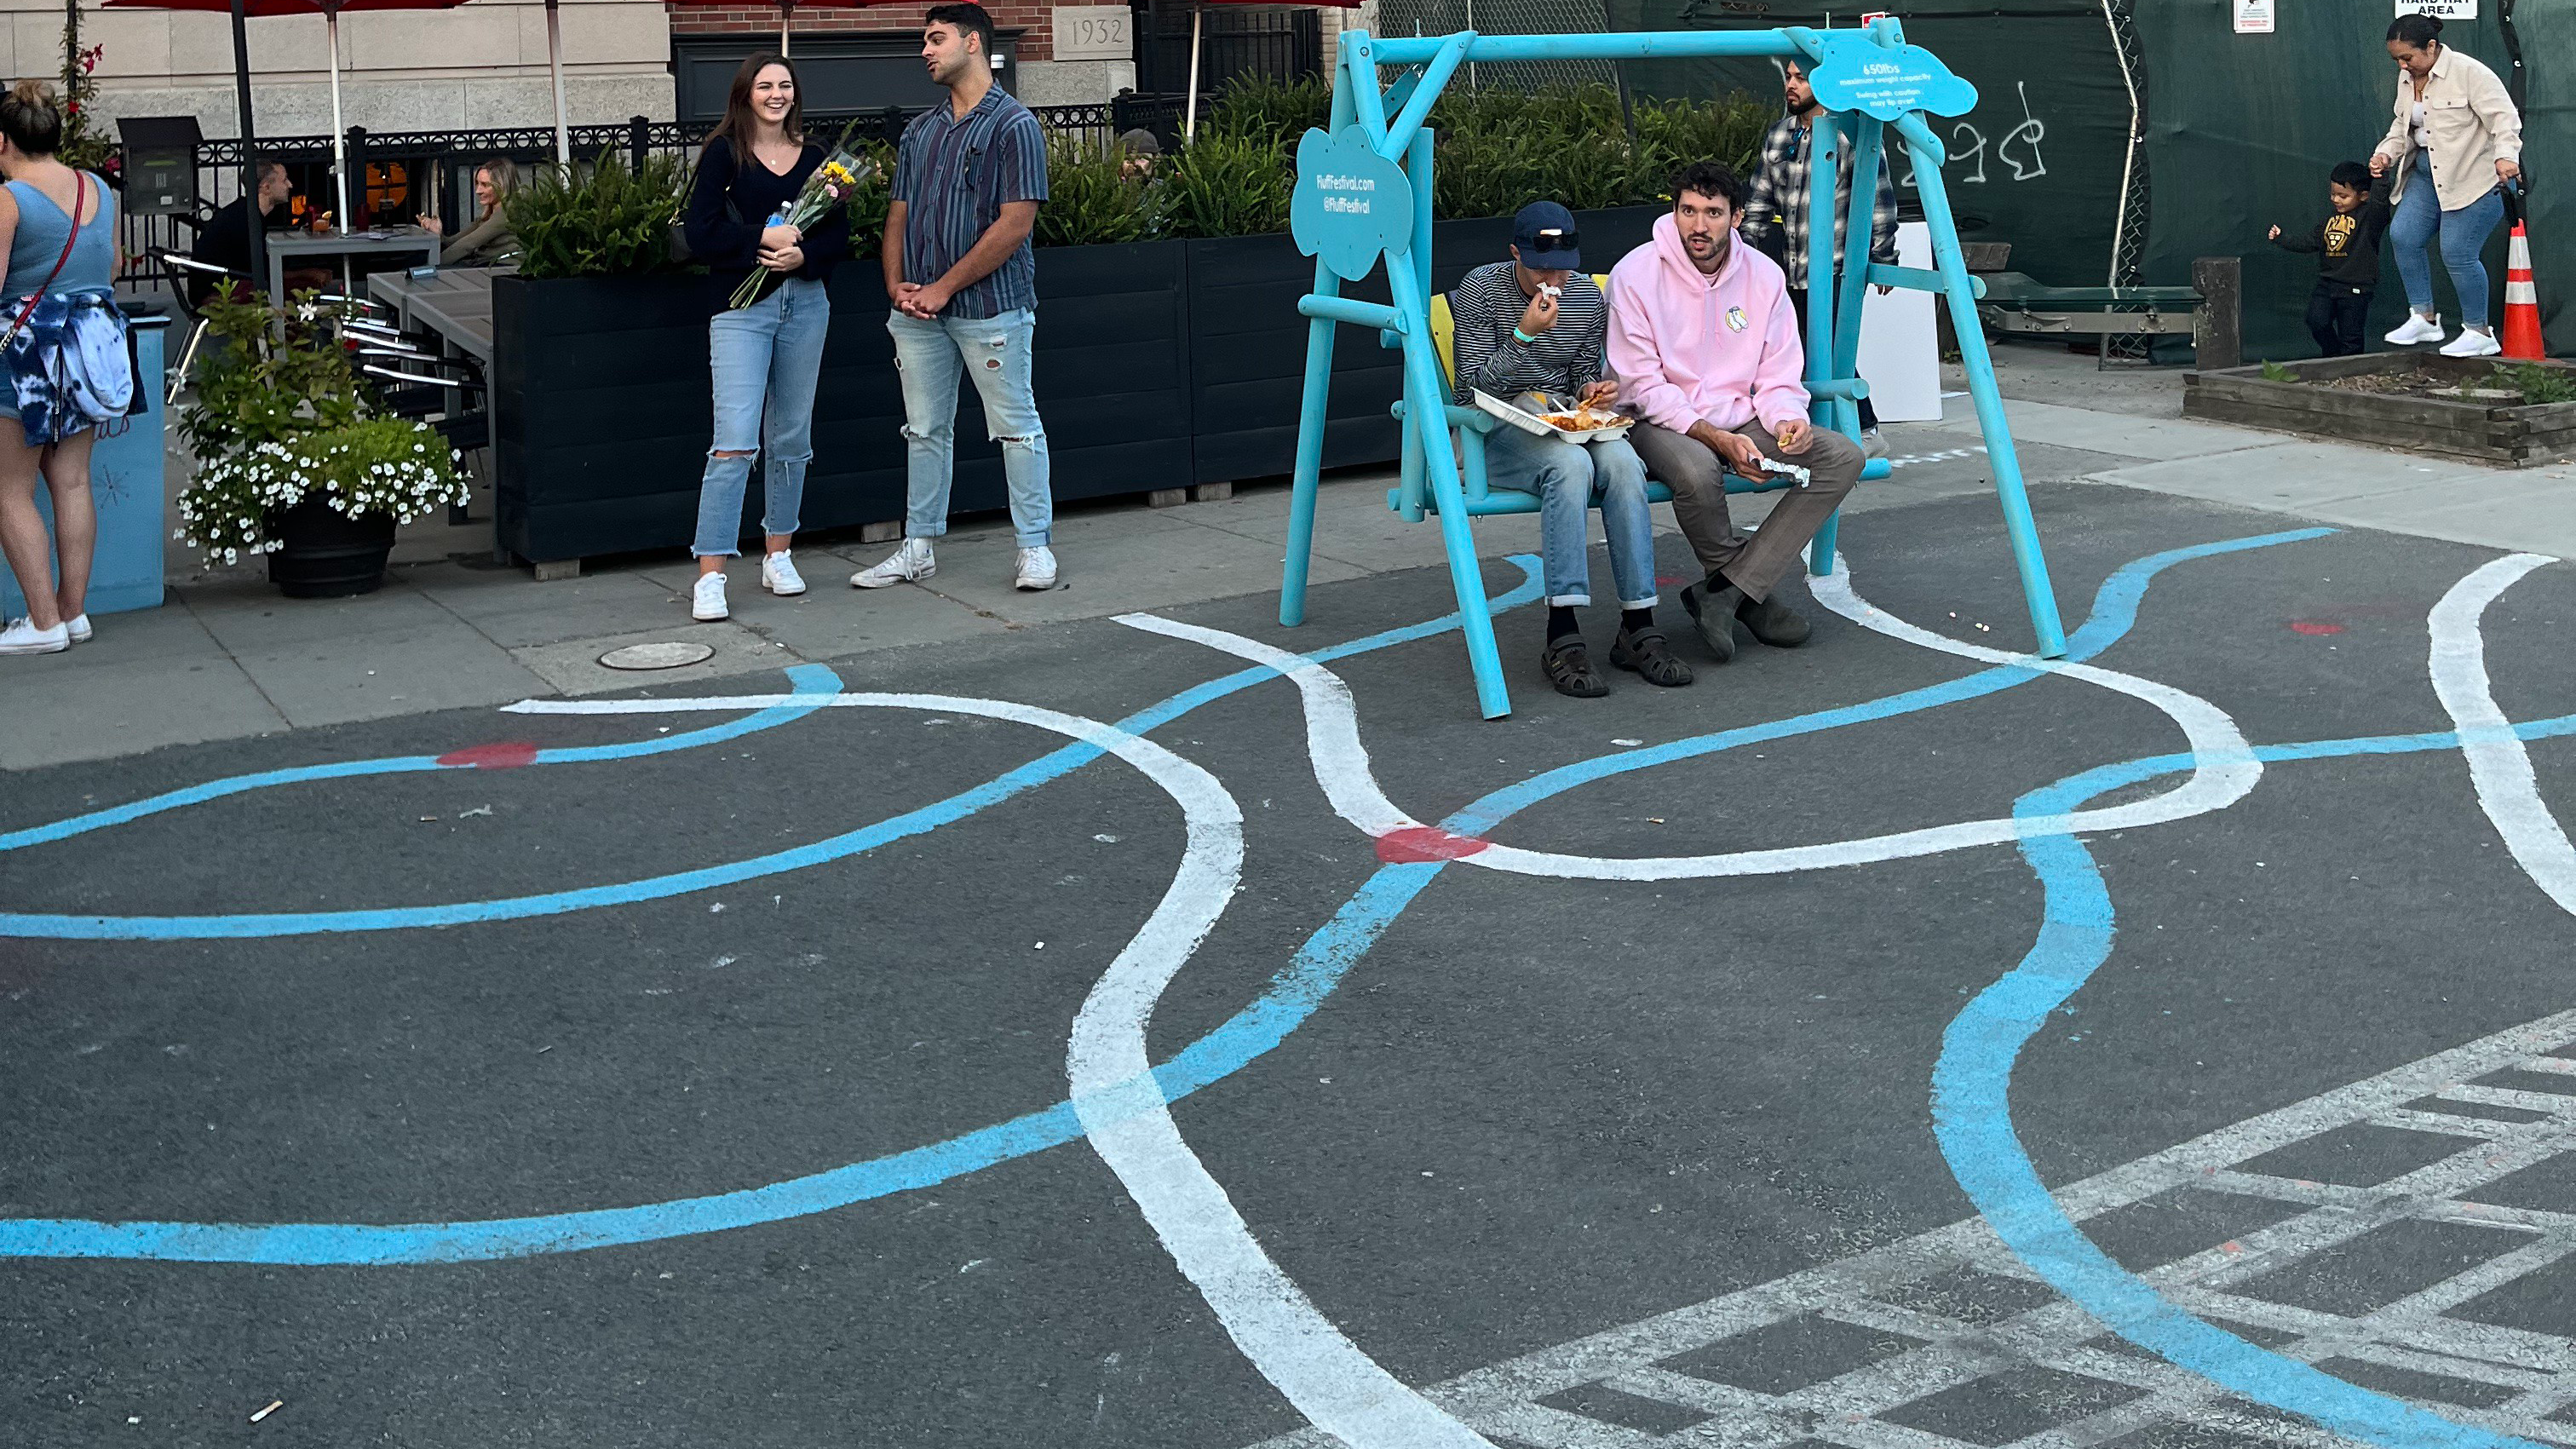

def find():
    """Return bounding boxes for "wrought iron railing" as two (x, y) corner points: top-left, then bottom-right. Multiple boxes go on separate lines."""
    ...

(119, 97), (1187, 291)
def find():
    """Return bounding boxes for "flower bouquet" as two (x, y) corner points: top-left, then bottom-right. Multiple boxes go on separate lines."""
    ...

(731, 122), (869, 309)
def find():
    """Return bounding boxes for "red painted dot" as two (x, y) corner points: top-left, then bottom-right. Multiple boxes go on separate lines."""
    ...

(437, 741), (541, 769)
(1655, 574), (1691, 586)
(1375, 825), (1492, 863)
(2289, 620), (2345, 636)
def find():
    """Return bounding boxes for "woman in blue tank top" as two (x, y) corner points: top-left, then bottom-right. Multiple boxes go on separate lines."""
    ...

(0, 78), (123, 656)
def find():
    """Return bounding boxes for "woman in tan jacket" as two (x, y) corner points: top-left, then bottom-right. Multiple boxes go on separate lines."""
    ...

(2369, 14), (2521, 358)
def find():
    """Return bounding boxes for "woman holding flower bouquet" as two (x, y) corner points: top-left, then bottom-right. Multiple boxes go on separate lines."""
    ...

(681, 52), (850, 623)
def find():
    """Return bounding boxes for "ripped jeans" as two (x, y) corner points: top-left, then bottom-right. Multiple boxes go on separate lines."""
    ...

(888, 306), (1053, 546)
(692, 276), (826, 558)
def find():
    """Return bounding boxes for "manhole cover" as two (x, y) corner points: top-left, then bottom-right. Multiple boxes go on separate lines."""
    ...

(599, 641), (716, 671)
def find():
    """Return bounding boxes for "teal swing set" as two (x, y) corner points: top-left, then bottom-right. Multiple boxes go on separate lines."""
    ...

(1274, 17), (2069, 719)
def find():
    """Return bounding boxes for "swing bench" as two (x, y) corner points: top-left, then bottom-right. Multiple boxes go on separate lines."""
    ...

(1276, 19), (2073, 719)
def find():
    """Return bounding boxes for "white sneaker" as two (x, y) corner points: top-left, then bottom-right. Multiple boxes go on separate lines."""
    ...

(2441, 327), (2504, 359)
(852, 537), (936, 589)
(761, 549), (806, 596)
(64, 612), (89, 643)
(1014, 545), (1059, 591)
(691, 572), (728, 621)
(2386, 312), (2446, 346)
(1860, 428), (1889, 461)
(0, 618), (67, 654)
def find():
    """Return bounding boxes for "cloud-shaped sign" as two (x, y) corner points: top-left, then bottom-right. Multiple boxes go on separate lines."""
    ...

(1804, 32), (1979, 121)
(1291, 126), (1416, 283)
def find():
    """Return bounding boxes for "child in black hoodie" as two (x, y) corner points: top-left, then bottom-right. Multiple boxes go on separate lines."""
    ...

(2269, 162), (2396, 357)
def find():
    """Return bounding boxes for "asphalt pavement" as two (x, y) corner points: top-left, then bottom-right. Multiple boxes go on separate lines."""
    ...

(6, 474), (2576, 1449)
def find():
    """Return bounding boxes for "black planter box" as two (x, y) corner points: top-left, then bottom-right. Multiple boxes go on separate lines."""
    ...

(492, 273), (716, 564)
(940, 239), (1192, 515)
(1184, 232), (1401, 488)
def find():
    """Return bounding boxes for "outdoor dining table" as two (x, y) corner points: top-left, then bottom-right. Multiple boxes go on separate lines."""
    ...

(268, 226), (440, 304)
(365, 265), (497, 363)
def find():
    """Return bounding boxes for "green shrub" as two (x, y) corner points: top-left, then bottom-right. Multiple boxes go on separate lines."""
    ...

(1159, 129), (1291, 239)
(1035, 133), (1160, 247)
(505, 152), (687, 279)
(1207, 74), (1333, 147)
(1422, 83), (1774, 219)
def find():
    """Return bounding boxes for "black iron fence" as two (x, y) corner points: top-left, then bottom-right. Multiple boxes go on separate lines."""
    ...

(119, 97), (1187, 292)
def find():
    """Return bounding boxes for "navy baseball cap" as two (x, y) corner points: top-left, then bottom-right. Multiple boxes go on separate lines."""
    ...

(1512, 201), (1581, 270)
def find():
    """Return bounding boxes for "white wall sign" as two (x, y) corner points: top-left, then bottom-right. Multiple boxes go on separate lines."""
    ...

(1053, 6), (1133, 61)
(2234, 0), (2276, 35)
(2397, 0), (2476, 18)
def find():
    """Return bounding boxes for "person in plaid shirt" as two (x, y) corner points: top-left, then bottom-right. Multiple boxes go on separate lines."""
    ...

(1740, 57), (1898, 451)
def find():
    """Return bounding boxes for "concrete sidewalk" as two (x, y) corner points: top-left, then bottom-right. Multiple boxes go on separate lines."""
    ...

(5, 343), (2570, 772)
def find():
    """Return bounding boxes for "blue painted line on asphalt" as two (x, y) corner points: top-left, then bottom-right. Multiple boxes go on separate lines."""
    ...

(0, 562), (1549, 941)
(1934, 715), (2576, 1449)
(0, 664), (852, 855)
(0, 532), (2323, 1263)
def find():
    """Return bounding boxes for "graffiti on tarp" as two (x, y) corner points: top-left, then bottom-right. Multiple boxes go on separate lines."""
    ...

(1895, 80), (2047, 188)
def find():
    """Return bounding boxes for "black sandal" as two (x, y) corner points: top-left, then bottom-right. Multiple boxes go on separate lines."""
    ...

(1609, 627), (1695, 687)
(1541, 635), (1610, 698)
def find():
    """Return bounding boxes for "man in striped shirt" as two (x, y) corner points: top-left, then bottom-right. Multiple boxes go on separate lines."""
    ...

(1450, 201), (1690, 699)
(851, 2), (1058, 595)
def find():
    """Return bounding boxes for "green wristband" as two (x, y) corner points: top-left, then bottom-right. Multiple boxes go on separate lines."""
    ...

(1512, 328), (1536, 344)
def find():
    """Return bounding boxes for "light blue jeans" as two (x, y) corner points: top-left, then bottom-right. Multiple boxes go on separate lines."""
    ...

(692, 276), (828, 558)
(1485, 427), (1658, 608)
(887, 306), (1052, 546)
(2391, 151), (2505, 326)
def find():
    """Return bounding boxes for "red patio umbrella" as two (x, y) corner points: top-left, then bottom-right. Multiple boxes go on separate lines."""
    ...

(106, 0), (471, 276)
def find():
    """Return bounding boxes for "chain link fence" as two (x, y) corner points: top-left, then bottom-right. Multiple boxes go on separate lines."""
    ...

(1372, 0), (1622, 90)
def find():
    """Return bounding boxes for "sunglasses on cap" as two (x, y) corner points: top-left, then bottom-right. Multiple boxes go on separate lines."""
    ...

(1527, 227), (1581, 250)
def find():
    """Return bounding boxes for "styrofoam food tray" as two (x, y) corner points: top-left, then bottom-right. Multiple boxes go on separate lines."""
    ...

(1471, 389), (1636, 443)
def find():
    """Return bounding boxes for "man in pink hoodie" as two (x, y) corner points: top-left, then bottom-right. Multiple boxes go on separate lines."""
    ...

(1608, 159), (1863, 664)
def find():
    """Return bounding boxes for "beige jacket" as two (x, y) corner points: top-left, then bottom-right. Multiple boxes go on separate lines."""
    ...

(2372, 45), (2521, 213)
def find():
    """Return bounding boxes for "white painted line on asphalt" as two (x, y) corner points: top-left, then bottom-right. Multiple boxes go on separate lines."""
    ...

(1115, 564), (2261, 883)
(509, 686), (1492, 1447)
(2428, 553), (2576, 918)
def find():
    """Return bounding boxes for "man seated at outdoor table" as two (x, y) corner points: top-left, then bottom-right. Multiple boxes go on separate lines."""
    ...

(1607, 158), (1864, 664)
(189, 159), (329, 300)
(1451, 201), (1689, 698)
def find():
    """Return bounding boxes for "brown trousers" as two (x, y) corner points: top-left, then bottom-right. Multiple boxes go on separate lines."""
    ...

(1626, 417), (1864, 601)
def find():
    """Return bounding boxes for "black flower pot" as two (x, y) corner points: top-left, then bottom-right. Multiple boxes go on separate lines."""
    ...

(267, 495), (396, 598)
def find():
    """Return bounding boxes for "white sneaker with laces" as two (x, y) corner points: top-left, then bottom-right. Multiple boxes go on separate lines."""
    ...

(761, 549), (806, 596)
(1860, 428), (1889, 462)
(1014, 545), (1059, 591)
(2441, 327), (2504, 359)
(0, 618), (68, 655)
(691, 572), (728, 621)
(65, 613), (90, 643)
(2386, 312), (2446, 346)
(852, 537), (936, 589)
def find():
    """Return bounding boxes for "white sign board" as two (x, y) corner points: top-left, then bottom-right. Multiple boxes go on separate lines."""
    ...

(1053, 6), (1132, 61)
(2234, 0), (2275, 34)
(2397, 0), (2475, 18)
(1855, 222), (1941, 423)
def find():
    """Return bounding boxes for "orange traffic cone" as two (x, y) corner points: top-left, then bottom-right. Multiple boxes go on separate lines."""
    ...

(2502, 221), (2545, 359)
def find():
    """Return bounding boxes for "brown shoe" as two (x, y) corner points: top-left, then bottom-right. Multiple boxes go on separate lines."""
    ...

(1540, 635), (1610, 698)
(1608, 627), (1694, 687)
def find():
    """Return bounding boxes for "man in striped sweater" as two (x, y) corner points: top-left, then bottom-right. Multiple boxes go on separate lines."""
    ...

(1449, 201), (1691, 699)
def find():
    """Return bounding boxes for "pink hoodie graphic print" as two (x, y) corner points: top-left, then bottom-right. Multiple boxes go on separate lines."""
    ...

(1606, 212), (1810, 436)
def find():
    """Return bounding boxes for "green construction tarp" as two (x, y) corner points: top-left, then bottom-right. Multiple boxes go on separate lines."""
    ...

(1587, 3), (2568, 360)
(1607, 2), (2135, 300)
(2141, 1), (2567, 359)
